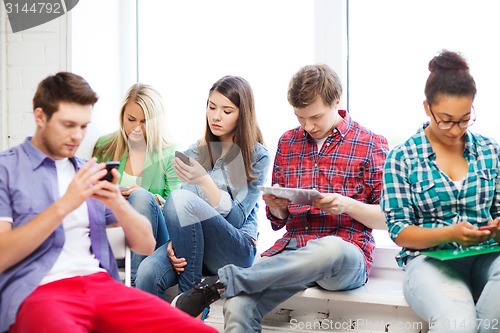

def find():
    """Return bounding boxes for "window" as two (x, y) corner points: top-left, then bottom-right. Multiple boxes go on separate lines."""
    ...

(138, 0), (316, 251)
(348, 0), (500, 246)
(349, 0), (500, 144)
(75, 1), (500, 251)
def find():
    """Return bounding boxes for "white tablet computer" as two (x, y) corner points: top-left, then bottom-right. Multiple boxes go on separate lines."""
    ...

(257, 186), (324, 205)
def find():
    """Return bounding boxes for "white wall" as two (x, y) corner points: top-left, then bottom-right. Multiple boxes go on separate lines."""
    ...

(0, 7), (68, 150)
(70, 0), (137, 159)
(0, 1), (136, 157)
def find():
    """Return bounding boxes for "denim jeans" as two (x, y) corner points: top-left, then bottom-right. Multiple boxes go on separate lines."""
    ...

(220, 236), (368, 333)
(135, 189), (257, 297)
(127, 189), (169, 286)
(403, 253), (500, 333)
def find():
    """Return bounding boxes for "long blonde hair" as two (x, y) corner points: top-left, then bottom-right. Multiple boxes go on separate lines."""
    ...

(93, 83), (172, 163)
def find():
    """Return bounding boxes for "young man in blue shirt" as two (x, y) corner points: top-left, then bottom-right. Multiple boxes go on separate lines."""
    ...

(0, 72), (216, 333)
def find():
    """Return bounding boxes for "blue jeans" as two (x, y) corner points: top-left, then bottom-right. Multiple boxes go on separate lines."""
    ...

(127, 189), (169, 286)
(403, 253), (500, 333)
(135, 189), (257, 297)
(221, 236), (368, 333)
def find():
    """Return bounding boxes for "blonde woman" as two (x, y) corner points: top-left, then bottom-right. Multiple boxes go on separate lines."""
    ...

(93, 83), (181, 285)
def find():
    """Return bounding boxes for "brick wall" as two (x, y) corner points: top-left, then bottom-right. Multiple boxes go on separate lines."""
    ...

(0, 10), (68, 149)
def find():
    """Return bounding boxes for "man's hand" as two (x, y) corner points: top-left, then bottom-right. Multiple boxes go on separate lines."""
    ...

(262, 184), (290, 219)
(313, 193), (351, 215)
(60, 157), (108, 213)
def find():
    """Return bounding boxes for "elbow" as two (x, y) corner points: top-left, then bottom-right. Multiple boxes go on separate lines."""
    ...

(144, 241), (155, 256)
(0, 259), (11, 274)
(138, 238), (155, 256)
(372, 219), (389, 230)
(129, 234), (155, 256)
(131, 243), (154, 256)
(393, 237), (405, 248)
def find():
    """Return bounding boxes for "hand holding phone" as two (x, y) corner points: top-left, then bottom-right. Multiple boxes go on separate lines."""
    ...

(119, 185), (130, 191)
(478, 225), (497, 231)
(175, 151), (191, 166)
(100, 161), (120, 182)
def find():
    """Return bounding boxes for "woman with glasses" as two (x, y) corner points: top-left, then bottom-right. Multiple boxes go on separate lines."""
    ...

(381, 50), (500, 333)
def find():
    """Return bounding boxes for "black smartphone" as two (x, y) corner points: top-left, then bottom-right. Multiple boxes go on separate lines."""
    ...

(175, 151), (191, 166)
(100, 161), (120, 182)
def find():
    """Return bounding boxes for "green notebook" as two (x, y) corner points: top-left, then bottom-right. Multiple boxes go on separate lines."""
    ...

(422, 245), (500, 261)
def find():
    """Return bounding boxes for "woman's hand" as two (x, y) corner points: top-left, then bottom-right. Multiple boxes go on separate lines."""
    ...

(486, 218), (500, 243)
(167, 242), (187, 274)
(450, 221), (494, 247)
(173, 156), (209, 185)
(119, 184), (140, 199)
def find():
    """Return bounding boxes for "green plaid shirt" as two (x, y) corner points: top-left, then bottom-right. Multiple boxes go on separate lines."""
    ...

(381, 123), (500, 267)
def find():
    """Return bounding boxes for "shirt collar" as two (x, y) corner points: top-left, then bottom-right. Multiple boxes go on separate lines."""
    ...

(301, 109), (351, 141)
(418, 122), (475, 159)
(21, 136), (79, 170)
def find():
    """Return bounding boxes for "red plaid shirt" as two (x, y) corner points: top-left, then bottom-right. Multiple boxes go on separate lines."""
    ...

(263, 110), (389, 273)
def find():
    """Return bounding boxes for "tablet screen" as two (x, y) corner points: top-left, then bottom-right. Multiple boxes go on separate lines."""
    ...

(257, 186), (324, 205)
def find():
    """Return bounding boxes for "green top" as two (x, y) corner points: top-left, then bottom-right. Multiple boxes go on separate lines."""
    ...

(93, 134), (181, 199)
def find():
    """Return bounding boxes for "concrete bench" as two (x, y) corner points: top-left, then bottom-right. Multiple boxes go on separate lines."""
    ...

(259, 247), (428, 332)
(201, 247), (430, 332)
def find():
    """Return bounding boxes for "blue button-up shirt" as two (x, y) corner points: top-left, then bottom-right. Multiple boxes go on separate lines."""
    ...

(0, 138), (118, 332)
(381, 124), (500, 267)
(182, 142), (270, 240)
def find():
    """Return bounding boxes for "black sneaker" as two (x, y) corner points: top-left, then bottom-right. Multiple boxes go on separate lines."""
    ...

(171, 276), (224, 317)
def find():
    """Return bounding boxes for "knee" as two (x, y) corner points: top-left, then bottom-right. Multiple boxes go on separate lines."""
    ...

(165, 190), (196, 212)
(164, 190), (201, 226)
(308, 236), (352, 265)
(135, 258), (156, 287)
(128, 188), (155, 207)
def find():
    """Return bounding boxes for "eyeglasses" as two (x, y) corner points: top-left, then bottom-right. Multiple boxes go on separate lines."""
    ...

(428, 105), (476, 130)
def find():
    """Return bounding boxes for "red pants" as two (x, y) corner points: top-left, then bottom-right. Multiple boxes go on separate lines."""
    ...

(9, 272), (217, 333)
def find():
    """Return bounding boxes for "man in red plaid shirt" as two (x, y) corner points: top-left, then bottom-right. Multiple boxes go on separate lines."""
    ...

(172, 64), (390, 332)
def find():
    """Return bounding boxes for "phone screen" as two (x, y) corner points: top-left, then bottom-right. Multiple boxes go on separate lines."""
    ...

(175, 151), (191, 166)
(101, 161), (120, 181)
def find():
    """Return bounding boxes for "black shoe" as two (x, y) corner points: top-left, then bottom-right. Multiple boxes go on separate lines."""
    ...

(171, 276), (223, 317)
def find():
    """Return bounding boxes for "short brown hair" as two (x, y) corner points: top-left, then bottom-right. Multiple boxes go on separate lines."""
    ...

(287, 64), (342, 108)
(33, 72), (98, 120)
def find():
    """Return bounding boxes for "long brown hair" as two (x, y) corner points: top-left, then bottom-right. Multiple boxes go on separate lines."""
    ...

(198, 75), (264, 183)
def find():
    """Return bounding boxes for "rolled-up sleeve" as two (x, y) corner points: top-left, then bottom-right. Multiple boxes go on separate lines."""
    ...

(214, 190), (232, 215)
(381, 149), (414, 241)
